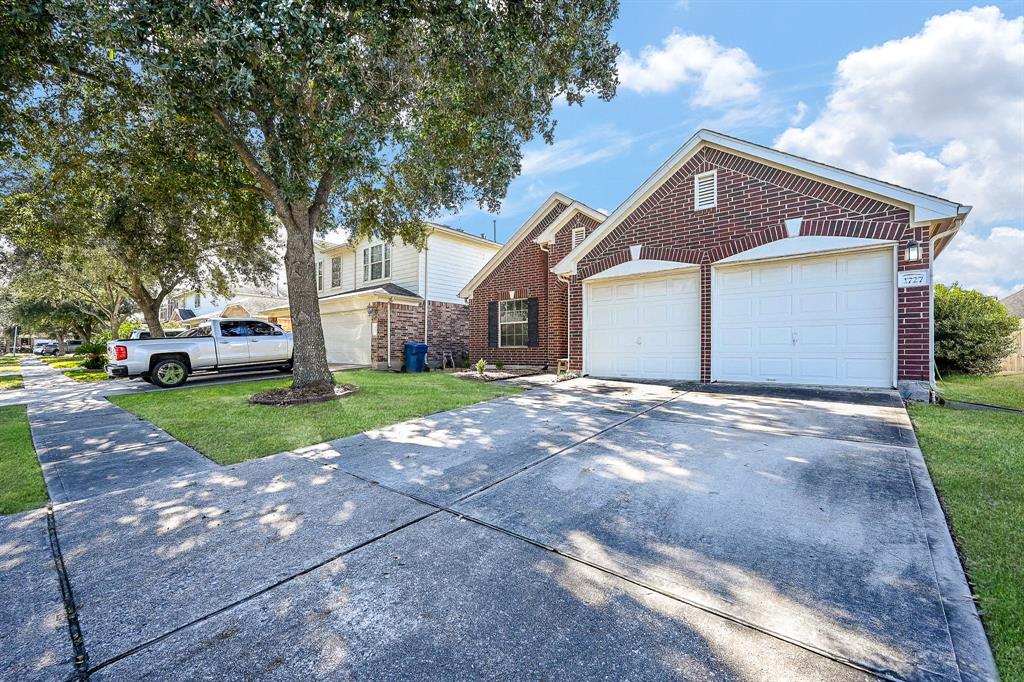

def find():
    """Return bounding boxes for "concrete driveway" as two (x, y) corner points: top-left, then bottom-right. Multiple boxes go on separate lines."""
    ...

(1, 379), (994, 681)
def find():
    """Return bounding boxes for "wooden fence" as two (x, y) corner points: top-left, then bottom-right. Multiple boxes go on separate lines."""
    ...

(1000, 320), (1024, 374)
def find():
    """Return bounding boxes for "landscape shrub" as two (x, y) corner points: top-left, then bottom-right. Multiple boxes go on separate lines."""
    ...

(934, 283), (1019, 375)
(75, 341), (108, 370)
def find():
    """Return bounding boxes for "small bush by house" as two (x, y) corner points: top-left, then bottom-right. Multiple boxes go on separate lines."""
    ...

(935, 283), (1020, 375)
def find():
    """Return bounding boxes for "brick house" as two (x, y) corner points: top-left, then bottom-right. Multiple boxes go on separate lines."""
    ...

(461, 130), (970, 398)
(262, 224), (499, 369)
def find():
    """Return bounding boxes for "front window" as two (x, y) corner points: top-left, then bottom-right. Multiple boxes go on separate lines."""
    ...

(362, 244), (392, 282)
(331, 256), (342, 288)
(317, 261), (324, 290)
(248, 321), (282, 336)
(499, 299), (528, 347)
(193, 293), (201, 307)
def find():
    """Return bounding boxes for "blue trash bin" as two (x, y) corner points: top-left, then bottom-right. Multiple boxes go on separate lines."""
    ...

(404, 342), (428, 372)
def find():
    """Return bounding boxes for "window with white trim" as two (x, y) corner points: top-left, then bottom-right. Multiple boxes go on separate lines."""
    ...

(331, 256), (342, 288)
(362, 243), (391, 282)
(694, 170), (717, 210)
(571, 226), (585, 249)
(193, 293), (200, 307)
(498, 299), (528, 347)
(317, 261), (324, 290)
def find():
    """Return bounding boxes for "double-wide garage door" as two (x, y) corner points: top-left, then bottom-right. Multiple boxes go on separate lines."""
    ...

(583, 248), (895, 388)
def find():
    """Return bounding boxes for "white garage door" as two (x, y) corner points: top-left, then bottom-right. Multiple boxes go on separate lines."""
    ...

(585, 269), (701, 380)
(321, 310), (372, 365)
(713, 248), (894, 388)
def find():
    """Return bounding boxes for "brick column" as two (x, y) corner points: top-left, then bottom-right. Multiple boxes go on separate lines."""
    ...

(699, 263), (712, 383)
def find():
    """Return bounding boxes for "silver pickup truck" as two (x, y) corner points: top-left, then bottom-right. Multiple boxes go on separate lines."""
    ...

(106, 318), (293, 388)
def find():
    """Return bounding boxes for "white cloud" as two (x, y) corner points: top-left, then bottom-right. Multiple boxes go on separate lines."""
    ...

(934, 226), (1024, 298)
(618, 31), (761, 107)
(789, 101), (808, 125)
(775, 6), (1024, 225)
(520, 127), (633, 177)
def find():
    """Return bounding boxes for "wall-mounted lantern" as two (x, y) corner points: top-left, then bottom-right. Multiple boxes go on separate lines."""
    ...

(904, 240), (922, 262)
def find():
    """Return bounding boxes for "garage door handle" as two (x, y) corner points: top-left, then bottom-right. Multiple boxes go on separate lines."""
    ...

(636, 336), (642, 346)
(792, 331), (799, 345)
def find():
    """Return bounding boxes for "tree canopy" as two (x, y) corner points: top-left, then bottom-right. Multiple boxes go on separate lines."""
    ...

(2, 0), (620, 393)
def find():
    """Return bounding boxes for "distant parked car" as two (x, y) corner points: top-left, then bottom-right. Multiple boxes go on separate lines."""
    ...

(35, 339), (85, 356)
(32, 339), (55, 355)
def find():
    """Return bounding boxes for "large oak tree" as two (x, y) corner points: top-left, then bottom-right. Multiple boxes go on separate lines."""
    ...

(3, 0), (620, 394)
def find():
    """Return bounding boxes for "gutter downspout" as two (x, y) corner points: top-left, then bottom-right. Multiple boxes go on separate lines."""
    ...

(422, 242), (429, 345)
(557, 272), (571, 370)
(387, 299), (392, 369)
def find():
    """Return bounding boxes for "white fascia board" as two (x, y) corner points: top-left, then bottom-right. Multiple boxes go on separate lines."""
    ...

(584, 259), (699, 281)
(552, 129), (968, 275)
(457, 192), (574, 300)
(716, 236), (896, 265)
(533, 203), (608, 245)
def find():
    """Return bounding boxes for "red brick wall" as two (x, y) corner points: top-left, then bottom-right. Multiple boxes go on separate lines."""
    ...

(371, 301), (470, 368)
(546, 212), (601, 364)
(467, 202), (567, 366)
(564, 146), (929, 384)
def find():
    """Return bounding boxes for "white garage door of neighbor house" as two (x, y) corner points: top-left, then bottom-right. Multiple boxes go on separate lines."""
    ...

(321, 310), (372, 365)
(585, 269), (701, 380)
(713, 248), (895, 388)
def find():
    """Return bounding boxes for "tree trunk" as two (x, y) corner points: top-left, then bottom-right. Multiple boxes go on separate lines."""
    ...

(129, 275), (165, 338)
(281, 204), (334, 393)
(109, 313), (121, 340)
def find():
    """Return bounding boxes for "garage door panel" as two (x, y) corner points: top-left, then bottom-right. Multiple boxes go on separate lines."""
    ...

(714, 249), (894, 388)
(322, 311), (371, 365)
(760, 295), (793, 316)
(586, 269), (700, 381)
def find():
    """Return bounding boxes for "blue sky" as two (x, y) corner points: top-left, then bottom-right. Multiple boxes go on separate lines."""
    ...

(445, 1), (1024, 299)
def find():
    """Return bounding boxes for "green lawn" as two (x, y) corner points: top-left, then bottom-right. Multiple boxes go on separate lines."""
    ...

(0, 356), (20, 368)
(63, 367), (109, 382)
(0, 405), (48, 514)
(110, 370), (522, 465)
(0, 375), (24, 391)
(937, 373), (1024, 410)
(909, 403), (1023, 678)
(47, 358), (85, 370)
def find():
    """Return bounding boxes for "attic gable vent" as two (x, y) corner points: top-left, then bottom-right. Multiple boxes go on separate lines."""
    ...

(694, 170), (718, 210)
(571, 226), (586, 249)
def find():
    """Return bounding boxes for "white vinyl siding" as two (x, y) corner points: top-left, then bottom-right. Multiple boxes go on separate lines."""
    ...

(426, 233), (499, 304)
(712, 248), (894, 388)
(694, 170), (717, 210)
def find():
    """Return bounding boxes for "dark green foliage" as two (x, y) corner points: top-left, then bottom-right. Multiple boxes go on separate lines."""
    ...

(935, 283), (1020, 375)
(74, 340), (107, 369)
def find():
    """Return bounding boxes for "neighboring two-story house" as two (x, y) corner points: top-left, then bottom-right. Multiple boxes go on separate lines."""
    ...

(261, 224), (499, 368)
(161, 284), (288, 328)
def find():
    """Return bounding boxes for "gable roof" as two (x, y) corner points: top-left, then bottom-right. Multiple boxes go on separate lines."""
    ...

(552, 129), (971, 276)
(321, 222), (499, 258)
(532, 202), (608, 246)
(1002, 289), (1024, 317)
(457, 192), (575, 299)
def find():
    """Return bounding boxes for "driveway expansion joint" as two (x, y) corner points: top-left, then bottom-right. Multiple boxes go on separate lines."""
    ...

(45, 504), (89, 680)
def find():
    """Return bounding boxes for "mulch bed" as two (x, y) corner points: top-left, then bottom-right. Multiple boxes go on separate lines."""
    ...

(451, 367), (542, 382)
(249, 383), (358, 406)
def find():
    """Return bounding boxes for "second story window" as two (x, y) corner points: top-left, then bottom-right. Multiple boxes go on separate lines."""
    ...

(194, 293), (201, 308)
(363, 243), (391, 282)
(317, 261), (324, 290)
(331, 256), (342, 288)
